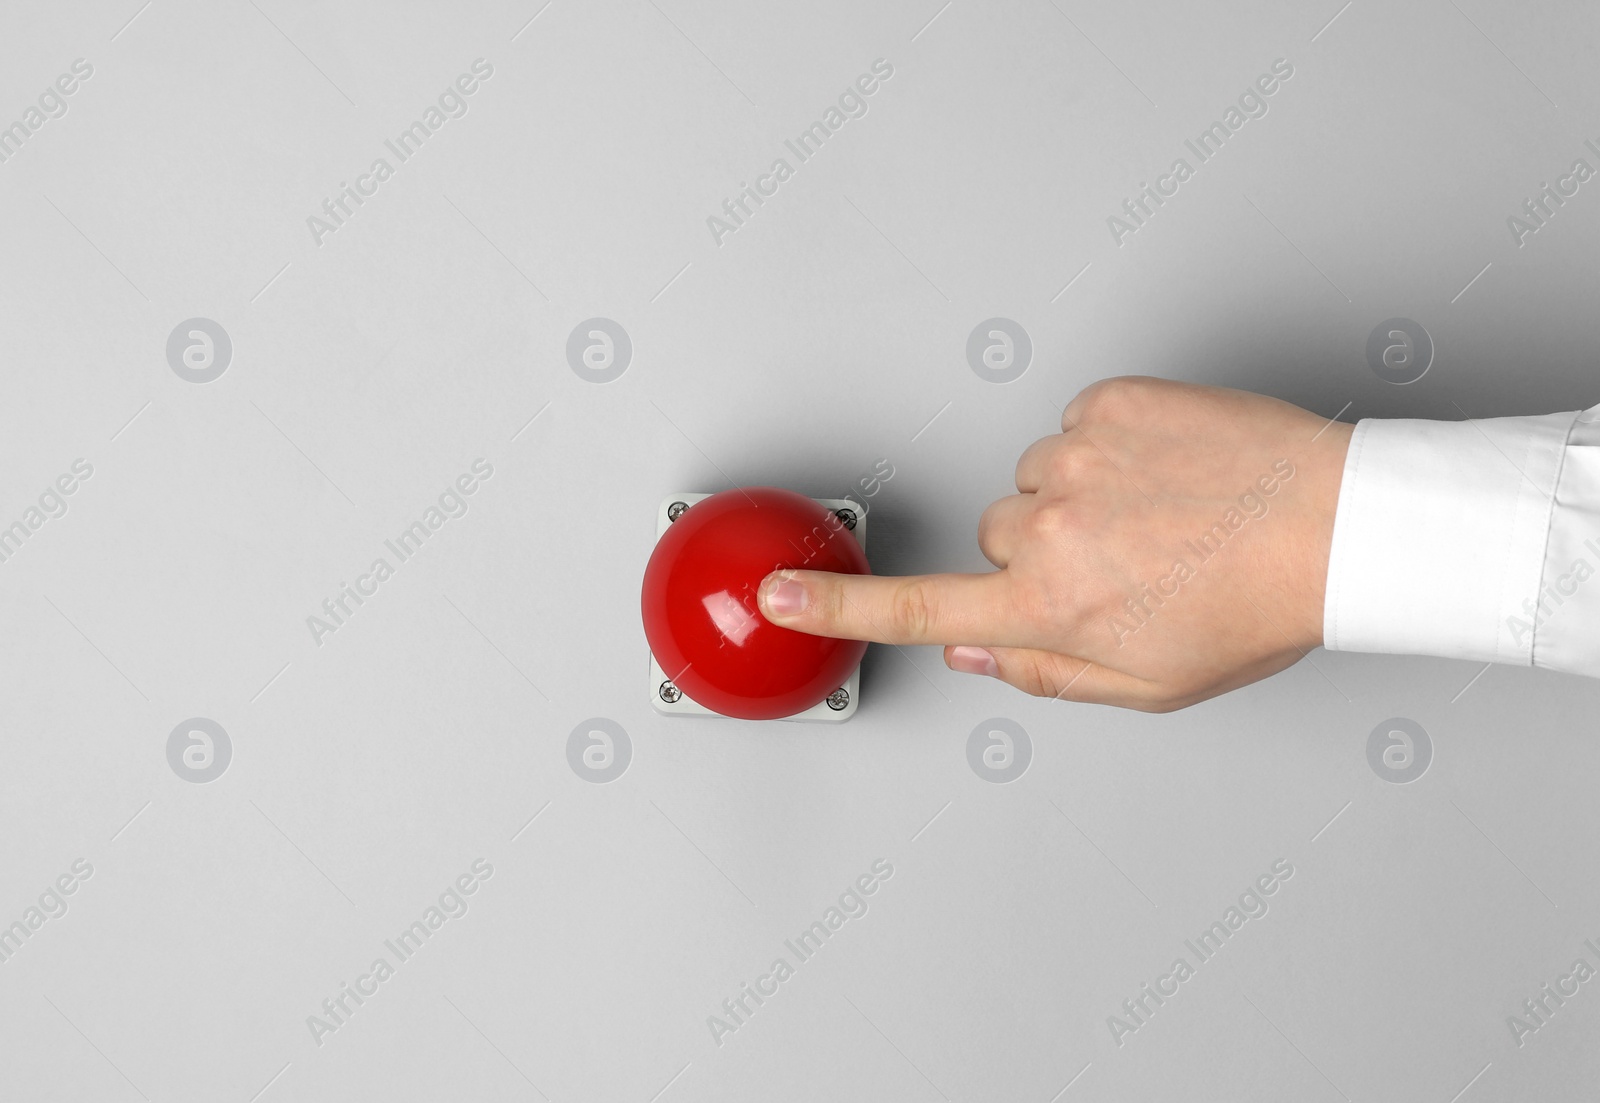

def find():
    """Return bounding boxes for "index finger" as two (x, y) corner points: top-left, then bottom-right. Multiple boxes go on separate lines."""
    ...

(757, 568), (1017, 647)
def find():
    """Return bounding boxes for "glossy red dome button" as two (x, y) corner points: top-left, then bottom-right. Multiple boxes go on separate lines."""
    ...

(641, 487), (870, 720)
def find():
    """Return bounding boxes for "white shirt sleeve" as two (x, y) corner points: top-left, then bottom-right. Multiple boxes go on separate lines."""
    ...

(1322, 402), (1600, 675)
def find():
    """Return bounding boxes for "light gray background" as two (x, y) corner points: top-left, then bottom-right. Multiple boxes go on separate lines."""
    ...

(2, 0), (1599, 1100)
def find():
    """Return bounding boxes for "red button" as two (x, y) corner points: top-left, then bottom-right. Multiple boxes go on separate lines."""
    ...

(641, 487), (870, 720)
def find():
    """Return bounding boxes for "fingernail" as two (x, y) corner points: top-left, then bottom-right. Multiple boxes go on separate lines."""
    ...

(949, 645), (999, 678)
(763, 575), (807, 616)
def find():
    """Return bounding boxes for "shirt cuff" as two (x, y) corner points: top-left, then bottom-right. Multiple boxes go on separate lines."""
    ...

(1535, 405), (1600, 674)
(1322, 408), (1584, 665)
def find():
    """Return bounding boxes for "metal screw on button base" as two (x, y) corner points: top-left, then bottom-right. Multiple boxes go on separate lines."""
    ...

(834, 508), (857, 530)
(659, 680), (682, 703)
(826, 688), (850, 711)
(667, 501), (690, 522)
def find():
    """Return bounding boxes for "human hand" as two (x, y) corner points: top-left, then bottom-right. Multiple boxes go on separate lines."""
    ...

(756, 376), (1354, 712)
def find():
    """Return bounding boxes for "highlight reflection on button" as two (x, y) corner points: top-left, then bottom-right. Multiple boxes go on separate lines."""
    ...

(703, 589), (759, 646)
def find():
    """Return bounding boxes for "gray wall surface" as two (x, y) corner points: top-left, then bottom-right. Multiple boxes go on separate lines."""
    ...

(2, 0), (1598, 1099)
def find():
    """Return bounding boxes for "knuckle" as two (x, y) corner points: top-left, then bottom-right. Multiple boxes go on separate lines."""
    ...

(1044, 590), (1104, 658)
(1019, 658), (1058, 699)
(1011, 571), (1080, 636)
(825, 578), (862, 632)
(1023, 500), (1077, 541)
(976, 500), (1000, 545)
(804, 574), (835, 623)
(1017, 653), (1080, 700)
(889, 577), (938, 640)
(1074, 375), (1158, 426)
(1047, 445), (1092, 484)
(1015, 436), (1059, 491)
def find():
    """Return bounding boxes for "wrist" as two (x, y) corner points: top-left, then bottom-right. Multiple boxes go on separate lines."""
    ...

(1297, 420), (1355, 653)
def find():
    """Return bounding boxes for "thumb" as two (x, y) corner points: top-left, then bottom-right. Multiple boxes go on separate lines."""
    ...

(945, 644), (1157, 708)
(757, 569), (1012, 647)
